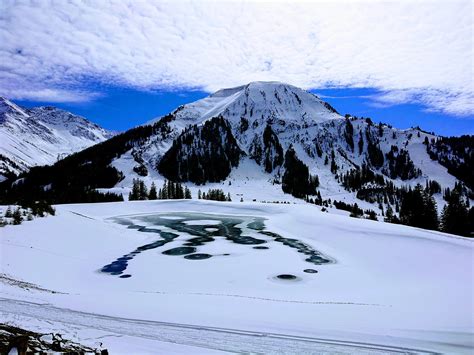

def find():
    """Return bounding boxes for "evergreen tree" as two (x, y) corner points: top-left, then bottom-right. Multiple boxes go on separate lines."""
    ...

(12, 207), (23, 225)
(344, 119), (354, 151)
(158, 116), (242, 184)
(358, 133), (364, 155)
(163, 181), (169, 199)
(4, 206), (12, 218)
(441, 191), (469, 236)
(168, 181), (174, 200)
(198, 189), (202, 199)
(399, 184), (438, 231)
(262, 124), (284, 172)
(425, 180), (441, 195)
(185, 187), (192, 199)
(138, 180), (148, 200)
(349, 203), (362, 218)
(423, 193), (439, 230)
(468, 207), (474, 237)
(385, 205), (394, 222)
(282, 146), (317, 198)
(200, 188), (228, 201)
(129, 179), (140, 201)
(330, 155), (338, 174)
(149, 182), (158, 200)
(176, 182), (184, 199)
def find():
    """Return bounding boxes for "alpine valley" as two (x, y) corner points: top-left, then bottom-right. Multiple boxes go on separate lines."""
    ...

(1, 82), (472, 235)
(1, 82), (473, 353)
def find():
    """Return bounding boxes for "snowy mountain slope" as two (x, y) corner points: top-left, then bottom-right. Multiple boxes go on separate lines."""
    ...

(1, 200), (472, 353)
(147, 81), (341, 127)
(129, 82), (342, 177)
(1, 82), (471, 228)
(0, 97), (114, 179)
(106, 82), (467, 212)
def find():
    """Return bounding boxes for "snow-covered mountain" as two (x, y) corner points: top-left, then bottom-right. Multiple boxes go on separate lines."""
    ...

(1, 82), (472, 232)
(148, 81), (340, 127)
(118, 82), (459, 193)
(0, 97), (114, 180)
(136, 81), (342, 174)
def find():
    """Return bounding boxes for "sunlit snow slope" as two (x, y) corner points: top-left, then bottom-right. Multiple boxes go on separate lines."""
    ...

(1, 200), (472, 353)
(0, 97), (114, 179)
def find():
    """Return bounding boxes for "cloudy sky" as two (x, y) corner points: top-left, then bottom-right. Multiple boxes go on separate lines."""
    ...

(0, 0), (472, 134)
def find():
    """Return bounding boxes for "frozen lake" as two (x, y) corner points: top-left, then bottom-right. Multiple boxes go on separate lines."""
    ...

(102, 212), (333, 279)
(1, 200), (472, 353)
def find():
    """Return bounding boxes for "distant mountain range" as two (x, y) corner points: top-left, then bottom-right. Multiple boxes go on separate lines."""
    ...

(0, 97), (114, 180)
(1, 82), (472, 235)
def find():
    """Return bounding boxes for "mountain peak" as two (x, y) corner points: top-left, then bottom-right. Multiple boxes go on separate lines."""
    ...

(155, 81), (342, 129)
(0, 96), (29, 118)
(0, 98), (114, 178)
(211, 81), (304, 97)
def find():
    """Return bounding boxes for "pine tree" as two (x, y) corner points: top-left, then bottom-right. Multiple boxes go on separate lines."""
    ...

(162, 180), (168, 199)
(385, 205), (394, 222)
(168, 181), (175, 199)
(198, 189), (202, 199)
(423, 193), (438, 230)
(441, 191), (469, 236)
(138, 180), (148, 200)
(282, 146), (316, 198)
(349, 203), (362, 218)
(129, 179), (140, 201)
(358, 130), (364, 155)
(149, 182), (158, 200)
(227, 192), (232, 202)
(176, 183), (184, 199)
(468, 207), (474, 236)
(399, 184), (438, 231)
(344, 119), (354, 151)
(12, 207), (23, 225)
(184, 187), (192, 199)
(5, 206), (12, 218)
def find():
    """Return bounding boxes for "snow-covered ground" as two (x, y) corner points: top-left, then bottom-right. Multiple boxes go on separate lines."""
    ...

(1, 200), (473, 353)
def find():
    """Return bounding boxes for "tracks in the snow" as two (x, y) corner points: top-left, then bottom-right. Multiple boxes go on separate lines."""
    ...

(0, 297), (438, 354)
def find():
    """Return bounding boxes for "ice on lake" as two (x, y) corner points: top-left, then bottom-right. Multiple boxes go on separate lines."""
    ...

(101, 212), (333, 278)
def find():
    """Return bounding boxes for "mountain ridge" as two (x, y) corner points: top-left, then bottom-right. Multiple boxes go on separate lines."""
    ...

(0, 97), (114, 180)
(0, 81), (472, 235)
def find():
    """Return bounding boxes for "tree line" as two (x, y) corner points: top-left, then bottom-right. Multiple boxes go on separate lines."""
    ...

(198, 188), (232, 202)
(129, 179), (192, 200)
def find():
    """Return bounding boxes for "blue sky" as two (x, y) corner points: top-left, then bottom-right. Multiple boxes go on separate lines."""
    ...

(16, 85), (473, 136)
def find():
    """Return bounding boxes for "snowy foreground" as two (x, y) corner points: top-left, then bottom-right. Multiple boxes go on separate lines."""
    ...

(1, 200), (473, 354)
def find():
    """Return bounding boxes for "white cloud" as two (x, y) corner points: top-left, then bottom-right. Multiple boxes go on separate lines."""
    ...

(0, 0), (472, 115)
(0, 85), (100, 103)
(369, 89), (474, 116)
